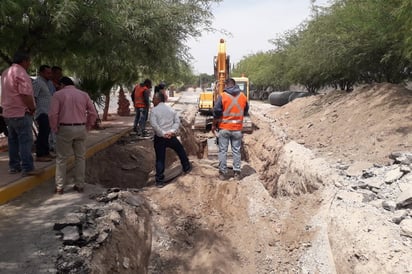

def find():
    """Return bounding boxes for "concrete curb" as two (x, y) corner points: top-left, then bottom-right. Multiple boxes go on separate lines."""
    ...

(0, 127), (132, 205)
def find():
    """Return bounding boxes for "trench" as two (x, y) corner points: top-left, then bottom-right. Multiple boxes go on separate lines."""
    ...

(82, 123), (262, 272)
(86, 120), (248, 190)
(72, 110), (332, 273)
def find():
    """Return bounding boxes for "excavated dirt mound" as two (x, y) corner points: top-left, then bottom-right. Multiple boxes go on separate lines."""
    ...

(268, 83), (412, 165)
(244, 83), (412, 273)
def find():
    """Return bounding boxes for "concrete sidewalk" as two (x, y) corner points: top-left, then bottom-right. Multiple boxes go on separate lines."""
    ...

(0, 114), (134, 205)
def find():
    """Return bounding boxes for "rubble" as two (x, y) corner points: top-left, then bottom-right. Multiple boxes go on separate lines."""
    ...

(331, 151), (412, 270)
(54, 189), (152, 273)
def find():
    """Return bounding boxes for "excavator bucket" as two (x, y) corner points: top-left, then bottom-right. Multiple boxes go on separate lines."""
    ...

(193, 112), (213, 131)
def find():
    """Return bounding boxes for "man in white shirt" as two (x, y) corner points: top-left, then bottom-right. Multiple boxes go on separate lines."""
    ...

(149, 92), (191, 187)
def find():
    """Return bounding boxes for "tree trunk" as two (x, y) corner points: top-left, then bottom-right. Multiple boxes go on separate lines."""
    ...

(103, 92), (110, 121)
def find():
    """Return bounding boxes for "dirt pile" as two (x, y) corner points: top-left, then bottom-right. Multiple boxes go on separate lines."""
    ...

(244, 83), (412, 273)
(269, 83), (412, 165)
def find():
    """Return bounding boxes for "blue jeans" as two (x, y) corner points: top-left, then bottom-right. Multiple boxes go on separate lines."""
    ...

(5, 113), (34, 172)
(218, 129), (242, 174)
(134, 107), (147, 133)
(153, 135), (190, 183)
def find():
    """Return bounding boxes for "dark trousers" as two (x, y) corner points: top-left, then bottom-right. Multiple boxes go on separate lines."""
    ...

(153, 135), (190, 183)
(36, 113), (50, 157)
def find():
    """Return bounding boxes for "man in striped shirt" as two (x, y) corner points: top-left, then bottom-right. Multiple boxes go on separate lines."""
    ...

(33, 65), (53, 162)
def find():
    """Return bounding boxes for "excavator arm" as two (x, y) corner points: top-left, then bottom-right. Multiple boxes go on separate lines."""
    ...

(194, 39), (252, 133)
(214, 39), (230, 102)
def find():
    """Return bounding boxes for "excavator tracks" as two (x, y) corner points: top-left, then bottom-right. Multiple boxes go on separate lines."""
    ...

(193, 112), (213, 131)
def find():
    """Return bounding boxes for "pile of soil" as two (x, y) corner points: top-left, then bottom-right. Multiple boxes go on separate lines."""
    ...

(269, 83), (412, 165)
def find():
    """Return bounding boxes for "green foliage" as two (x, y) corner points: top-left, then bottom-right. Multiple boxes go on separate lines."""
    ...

(198, 73), (215, 88)
(233, 51), (290, 91)
(236, 0), (411, 92)
(0, 0), (220, 91)
(393, 0), (412, 61)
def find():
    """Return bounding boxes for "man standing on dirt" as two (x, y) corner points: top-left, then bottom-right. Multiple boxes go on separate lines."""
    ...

(150, 92), (191, 188)
(131, 79), (151, 137)
(48, 77), (97, 194)
(212, 78), (249, 180)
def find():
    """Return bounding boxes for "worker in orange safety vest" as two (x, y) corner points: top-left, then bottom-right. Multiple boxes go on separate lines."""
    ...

(212, 78), (249, 181)
(131, 79), (152, 136)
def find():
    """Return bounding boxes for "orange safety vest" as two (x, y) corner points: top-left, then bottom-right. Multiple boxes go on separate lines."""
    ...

(133, 85), (148, 108)
(219, 92), (247, 131)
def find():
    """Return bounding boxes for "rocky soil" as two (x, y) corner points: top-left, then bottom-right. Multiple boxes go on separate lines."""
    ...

(245, 83), (412, 273)
(9, 83), (411, 273)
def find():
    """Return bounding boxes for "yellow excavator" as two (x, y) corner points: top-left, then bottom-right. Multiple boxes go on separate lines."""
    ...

(194, 39), (252, 133)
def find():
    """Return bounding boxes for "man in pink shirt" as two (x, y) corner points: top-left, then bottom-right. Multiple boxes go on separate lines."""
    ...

(1, 51), (42, 176)
(48, 77), (97, 194)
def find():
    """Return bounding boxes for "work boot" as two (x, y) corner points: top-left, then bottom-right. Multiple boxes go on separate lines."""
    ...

(54, 188), (64, 195)
(155, 181), (165, 188)
(233, 171), (241, 181)
(36, 155), (53, 162)
(8, 168), (22, 174)
(218, 172), (227, 181)
(21, 168), (43, 177)
(183, 163), (192, 174)
(73, 185), (84, 193)
(47, 153), (56, 159)
(142, 130), (150, 137)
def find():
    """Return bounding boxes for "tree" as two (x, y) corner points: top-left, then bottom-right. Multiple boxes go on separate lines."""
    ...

(392, 0), (412, 68)
(0, 0), (221, 119)
(234, 0), (411, 92)
(233, 51), (290, 91)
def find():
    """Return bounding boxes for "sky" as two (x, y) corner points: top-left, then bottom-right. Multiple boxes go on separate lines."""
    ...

(187, 0), (331, 74)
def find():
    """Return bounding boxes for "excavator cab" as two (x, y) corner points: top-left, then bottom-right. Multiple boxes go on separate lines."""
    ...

(232, 75), (250, 101)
